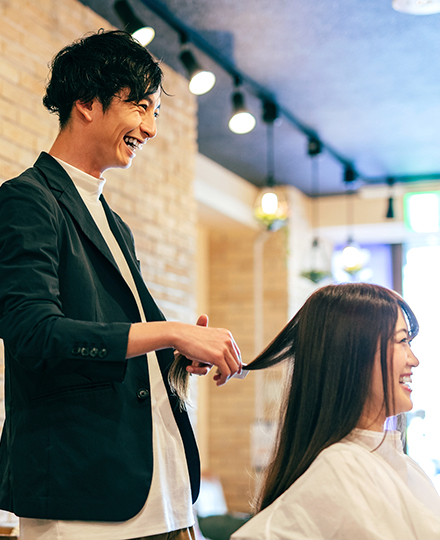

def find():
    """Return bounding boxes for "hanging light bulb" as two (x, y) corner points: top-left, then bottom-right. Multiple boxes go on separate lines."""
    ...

(261, 192), (279, 214)
(254, 187), (288, 231)
(228, 79), (256, 134)
(114, 0), (155, 46)
(300, 139), (332, 284)
(339, 167), (367, 277)
(341, 238), (363, 274)
(254, 102), (288, 230)
(179, 47), (216, 96)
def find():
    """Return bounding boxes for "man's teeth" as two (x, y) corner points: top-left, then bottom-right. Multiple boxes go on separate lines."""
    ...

(399, 375), (411, 384)
(124, 136), (141, 150)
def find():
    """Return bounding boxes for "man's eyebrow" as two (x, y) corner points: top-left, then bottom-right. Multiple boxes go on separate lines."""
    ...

(139, 95), (161, 108)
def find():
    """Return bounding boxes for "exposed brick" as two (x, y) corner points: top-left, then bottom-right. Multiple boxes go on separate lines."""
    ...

(0, 0), (198, 442)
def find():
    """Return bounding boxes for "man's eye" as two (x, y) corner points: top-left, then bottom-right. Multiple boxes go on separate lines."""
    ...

(154, 111), (160, 118)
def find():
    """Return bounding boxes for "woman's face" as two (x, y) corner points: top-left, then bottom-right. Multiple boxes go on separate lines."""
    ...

(358, 308), (419, 431)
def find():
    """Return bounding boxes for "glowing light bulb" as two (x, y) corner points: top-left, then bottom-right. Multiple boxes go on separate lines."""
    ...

(228, 111), (256, 134)
(132, 27), (155, 46)
(342, 245), (361, 269)
(189, 70), (216, 95)
(261, 192), (279, 215)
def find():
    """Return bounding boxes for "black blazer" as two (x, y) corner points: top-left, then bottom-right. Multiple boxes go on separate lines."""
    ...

(0, 152), (200, 521)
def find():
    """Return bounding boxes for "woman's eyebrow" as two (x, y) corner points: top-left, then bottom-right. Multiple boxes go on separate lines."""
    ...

(395, 328), (408, 336)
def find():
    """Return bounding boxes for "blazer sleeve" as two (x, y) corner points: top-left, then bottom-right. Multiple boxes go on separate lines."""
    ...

(0, 176), (131, 382)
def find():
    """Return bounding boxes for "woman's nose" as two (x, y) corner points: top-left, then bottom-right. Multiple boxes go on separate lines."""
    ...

(409, 348), (420, 367)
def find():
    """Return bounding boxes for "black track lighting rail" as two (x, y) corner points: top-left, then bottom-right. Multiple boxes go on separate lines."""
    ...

(137, 0), (357, 180)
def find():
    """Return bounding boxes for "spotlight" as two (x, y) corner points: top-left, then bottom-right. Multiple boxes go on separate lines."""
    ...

(114, 0), (155, 46)
(307, 137), (322, 156)
(344, 165), (357, 184)
(179, 46), (216, 95)
(228, 83), (256, 134)
(262, 100), (278, 124)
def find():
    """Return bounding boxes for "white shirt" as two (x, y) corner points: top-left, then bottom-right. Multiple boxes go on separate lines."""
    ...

(232, 428), (440, 540)
(20, 159), (193, 540)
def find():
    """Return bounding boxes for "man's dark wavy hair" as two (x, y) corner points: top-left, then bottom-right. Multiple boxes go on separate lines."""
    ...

(43, 29), (163, 128)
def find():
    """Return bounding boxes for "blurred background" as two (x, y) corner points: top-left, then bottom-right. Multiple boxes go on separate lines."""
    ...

(1, 0), (440, 536)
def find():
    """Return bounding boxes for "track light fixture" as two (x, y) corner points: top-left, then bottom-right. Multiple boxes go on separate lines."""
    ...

(114, 0), (155, 46)
(386, 177), (395, 219)
(307, 137), (322, 157)
(262, 100), (278, 124)
(228, 78), (256, 135)
(344, 165), (357, 184)
(179, 35), (216, 96)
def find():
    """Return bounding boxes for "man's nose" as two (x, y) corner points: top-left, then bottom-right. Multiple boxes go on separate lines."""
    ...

(140, 115), (157, 140)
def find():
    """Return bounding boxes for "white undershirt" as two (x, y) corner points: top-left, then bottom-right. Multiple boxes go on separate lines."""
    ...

(19, 158), (193, 540)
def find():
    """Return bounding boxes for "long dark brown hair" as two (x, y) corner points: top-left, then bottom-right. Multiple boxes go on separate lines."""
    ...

(245, 283), (418, 512)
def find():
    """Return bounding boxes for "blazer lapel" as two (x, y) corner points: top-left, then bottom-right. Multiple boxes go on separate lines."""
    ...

(34, 152), (165, 324)
(34, 152), (120, 275)
(101, 196), (166, 324)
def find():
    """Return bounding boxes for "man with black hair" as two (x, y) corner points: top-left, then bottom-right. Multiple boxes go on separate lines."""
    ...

(0, 30), (241, 540)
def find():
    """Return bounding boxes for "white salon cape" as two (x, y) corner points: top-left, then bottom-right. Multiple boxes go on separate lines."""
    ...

(232, 429), (440, 540)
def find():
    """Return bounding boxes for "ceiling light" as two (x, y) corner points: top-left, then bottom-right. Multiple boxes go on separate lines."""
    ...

(179, 49), (216, 95)
(392, 0), (440, 14)
(228, 89), (256, 134)
(114, 0), (155, 46)
(341, 238), (364, 275)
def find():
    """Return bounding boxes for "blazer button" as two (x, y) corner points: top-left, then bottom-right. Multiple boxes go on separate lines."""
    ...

(81, 347), (90, 356)
(71, 347), (81, 355)
(89, 347), (99, 358)
(137, 388), (149, 400)
(98, 348), (108, 358)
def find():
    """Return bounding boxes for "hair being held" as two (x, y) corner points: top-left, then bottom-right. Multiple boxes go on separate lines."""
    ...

(244, 283), (418, 512)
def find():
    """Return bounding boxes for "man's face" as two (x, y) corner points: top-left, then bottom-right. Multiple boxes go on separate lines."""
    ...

(90, 87), (161, 175)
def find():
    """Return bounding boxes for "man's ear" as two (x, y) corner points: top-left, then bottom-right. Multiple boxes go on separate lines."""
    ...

(74, 99), (99, 123)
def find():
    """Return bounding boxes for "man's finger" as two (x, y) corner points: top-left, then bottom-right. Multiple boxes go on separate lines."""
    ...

(196, 314), (209, 327)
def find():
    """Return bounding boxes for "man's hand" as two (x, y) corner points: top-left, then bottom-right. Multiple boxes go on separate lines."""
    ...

(127, 316), (242, 386)
(186, 315), (212, 377)
(174, 314), (242, 386)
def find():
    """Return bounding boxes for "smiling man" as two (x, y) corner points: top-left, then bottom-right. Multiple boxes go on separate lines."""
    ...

(0, 30), (241, 540)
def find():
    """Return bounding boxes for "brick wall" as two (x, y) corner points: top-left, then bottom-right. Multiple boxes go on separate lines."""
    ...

(201, 185), (322, 513)
(0, 0), (198, 422)
(205, 226), (290, 513)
